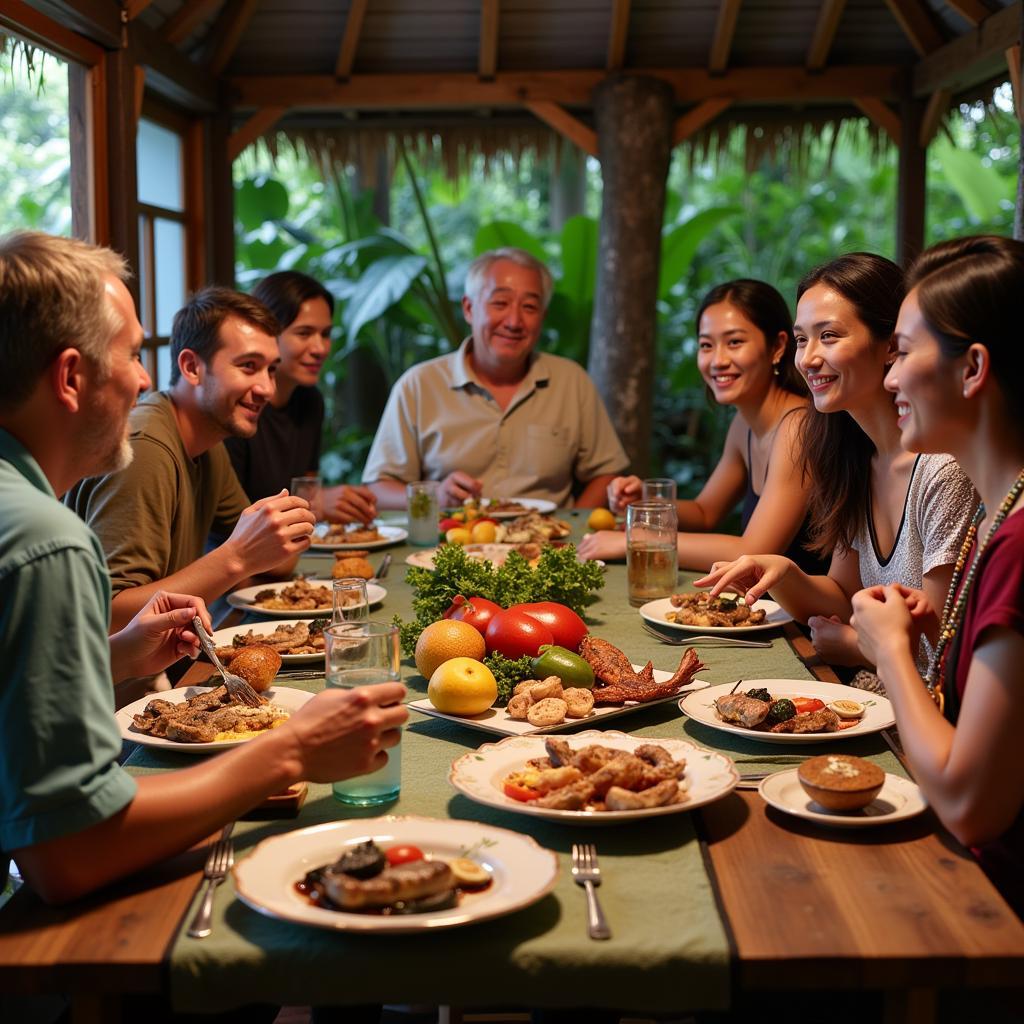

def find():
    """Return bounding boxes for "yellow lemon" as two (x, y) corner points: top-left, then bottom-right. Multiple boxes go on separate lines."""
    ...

(428, 657), (498, 716)
(445, 526), (472, 546)
(414, 619), (486, 680)
(587, 508), (617, 531)
(470, 520), (497, 544)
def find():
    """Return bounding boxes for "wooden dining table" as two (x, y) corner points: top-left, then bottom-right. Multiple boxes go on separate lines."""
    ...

(2, 515), (1023, 1024)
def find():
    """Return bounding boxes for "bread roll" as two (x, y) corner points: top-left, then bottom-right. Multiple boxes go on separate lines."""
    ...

(228, 644), (282, 692)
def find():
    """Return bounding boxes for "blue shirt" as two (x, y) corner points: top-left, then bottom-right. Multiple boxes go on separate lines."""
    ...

(0, 429), (136, 874)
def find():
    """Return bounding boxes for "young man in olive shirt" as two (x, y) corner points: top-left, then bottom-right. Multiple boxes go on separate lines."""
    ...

(67, 288), (316, 631)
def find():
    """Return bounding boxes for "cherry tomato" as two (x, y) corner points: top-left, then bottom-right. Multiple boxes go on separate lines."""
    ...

(511, 601), (589, 653)
(791, 697), (825, 714)
(385, 844), (425, 865)
(485, 608), (554, 659)
(503, 781), (540, 802)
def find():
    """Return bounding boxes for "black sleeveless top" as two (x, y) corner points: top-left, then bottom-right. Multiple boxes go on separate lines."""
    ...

(741, 412), (830, 576)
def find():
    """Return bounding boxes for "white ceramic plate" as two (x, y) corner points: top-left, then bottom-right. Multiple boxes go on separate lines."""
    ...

(210, 619), (325, 664)
(640, 595), (792, 635)
(233, 815), (559, 933)
(310, 524), (408, 551)
(226, 580), (386, 617)
(679, 679), (895, 744)
(406, 544), (603, 571)
(482, 497), (557, 519)
(116, 685), (313, 754)
(410, 665), (707, 737)
(450, 730), (737, 825)
(758, 769), (927, 827)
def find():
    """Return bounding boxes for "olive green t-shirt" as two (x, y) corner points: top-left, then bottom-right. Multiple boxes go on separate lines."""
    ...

(66, 392), (250, 594)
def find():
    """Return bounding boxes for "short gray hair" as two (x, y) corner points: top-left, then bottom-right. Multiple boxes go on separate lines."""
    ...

(0, 231), (128, 411)
(464, 247), (553, 310)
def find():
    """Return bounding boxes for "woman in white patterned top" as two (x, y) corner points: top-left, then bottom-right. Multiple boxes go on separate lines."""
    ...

(695, 253), (977, 685)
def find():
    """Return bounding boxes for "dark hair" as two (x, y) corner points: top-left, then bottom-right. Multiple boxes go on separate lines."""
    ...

(169, 287), (280, 385)
(795, 252), (906, 556)
(907, 235), (1024, 424)
(252, 271), (335, 332)
(696, 279), (805, 398)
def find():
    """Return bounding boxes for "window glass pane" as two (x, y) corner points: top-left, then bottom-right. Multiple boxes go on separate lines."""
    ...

(137, 215), (150, 335)
(154, 218), (185, 336)
(137, 118), (183, 211)
(157, 345), (173, 391)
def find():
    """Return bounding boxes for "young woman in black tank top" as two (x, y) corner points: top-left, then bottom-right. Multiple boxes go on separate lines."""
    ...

(578, 280), (823, 573)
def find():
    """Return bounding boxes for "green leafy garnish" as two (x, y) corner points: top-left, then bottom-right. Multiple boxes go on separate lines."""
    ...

(483, 652), (535, 706)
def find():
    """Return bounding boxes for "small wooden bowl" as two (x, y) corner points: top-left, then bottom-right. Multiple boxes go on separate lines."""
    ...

(798, 754), (885, 811)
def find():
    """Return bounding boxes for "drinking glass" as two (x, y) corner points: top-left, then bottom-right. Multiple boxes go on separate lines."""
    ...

(332, 577), (369, 624)
(291, 475), (322, 520)
(626, 501), (678, 606)
(324, 622), (402, 806)
(642, 478), (677, 504)
(406, 480), (440, 546)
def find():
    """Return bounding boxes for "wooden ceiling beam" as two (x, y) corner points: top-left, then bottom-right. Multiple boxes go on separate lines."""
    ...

(672, 97), (731, 146)
(207, 0), (258, 75)
(919, 87), (952, 146)
(525, 100), (597, 157)
(18, 0), (121, 49)
(125, 0), (154, 19)
(882, 0), (945, 57)
(0, 0), (105, 65)
(479, 0), (499, 79)
(853, 96), (901, 145)
(228, 105), (288, 161)
(161, 0), (223, 47)
(231, 65), (904, 110)
(606, 0), (631, 71)
(335, 0), (368, 80)
(131, 20), (219, 111)
(709, 0), (742, 73)
(806, 0), (847, 71)
(945, 1), (991, 28)
(913, 2), (1021, 96)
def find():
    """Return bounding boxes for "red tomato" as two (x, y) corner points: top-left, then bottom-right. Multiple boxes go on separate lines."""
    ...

(791, 697), (825, 714)
(503, 781), (540, 802)
(385, 844), (425, 865)
(442, 595), (502, 635)
(511, 601), (589, 653)
(439, 517), (462, 532)
(484, 608), (554, 659)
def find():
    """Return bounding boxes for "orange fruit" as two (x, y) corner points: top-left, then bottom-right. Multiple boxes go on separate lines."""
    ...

(470, 520), (497, 544)
(587, 508), (616, 531)
(445, 526), (472, 546)
(414, 619), (486, 680)
(428, 657), (498, 715)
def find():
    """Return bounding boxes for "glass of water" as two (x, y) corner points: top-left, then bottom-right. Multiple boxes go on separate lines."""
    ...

(406, 480), (439, 546)
(332, 577), (369, 624)
(626, 502), (678, 607)
(324, 621), (402, 806)
(642, 478), (677, 504)
(290, 475), (322, 520)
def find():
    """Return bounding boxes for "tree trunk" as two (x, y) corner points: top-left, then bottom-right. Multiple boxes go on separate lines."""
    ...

(587, 75), (673, 475)
(550, 138), (586, 230)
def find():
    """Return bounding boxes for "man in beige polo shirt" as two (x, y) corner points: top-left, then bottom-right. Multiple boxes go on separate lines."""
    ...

(364, 247), (628, 509)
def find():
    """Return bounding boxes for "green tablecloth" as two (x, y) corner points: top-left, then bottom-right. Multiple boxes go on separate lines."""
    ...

(127, 516), (902, 1013)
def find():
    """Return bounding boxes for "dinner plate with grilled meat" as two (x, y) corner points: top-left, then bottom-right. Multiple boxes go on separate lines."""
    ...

(679, 680), (895, 744)
(116, 685), (313, 753)
(450, 731), (737, 824)
(640, 594), (792, 634)
(233, 815), (559, 933)
(211, 618), (328, 664)
(310, 523), (408, 550)
(226, 579), (386, 617)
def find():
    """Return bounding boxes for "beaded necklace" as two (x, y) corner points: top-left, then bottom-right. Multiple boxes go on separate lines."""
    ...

(926, 466), (1024, 713)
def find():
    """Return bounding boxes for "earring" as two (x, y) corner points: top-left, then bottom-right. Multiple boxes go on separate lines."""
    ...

(772, 362), (780, 376)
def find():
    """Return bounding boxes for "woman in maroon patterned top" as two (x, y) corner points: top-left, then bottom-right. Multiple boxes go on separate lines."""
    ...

(851, 235), (1024, 915)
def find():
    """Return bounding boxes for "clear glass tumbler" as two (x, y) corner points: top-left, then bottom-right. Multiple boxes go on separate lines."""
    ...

(626, 501), (679, 607)
(324, 621), (402, 806)
(406, 480), (440, 546)
(290, 475), (322, 520)
(331, 577), (369, 624)
(642, 478), (677, 504)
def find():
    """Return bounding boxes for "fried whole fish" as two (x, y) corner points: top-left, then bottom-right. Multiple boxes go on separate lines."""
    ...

(578, 638), (704, 704)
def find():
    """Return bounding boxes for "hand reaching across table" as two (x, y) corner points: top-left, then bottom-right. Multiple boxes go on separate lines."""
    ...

(438, 470), (483, 509)
(323, 483), (377, 525)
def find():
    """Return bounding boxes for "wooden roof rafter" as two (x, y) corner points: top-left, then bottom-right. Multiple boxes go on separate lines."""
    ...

(853, 96), (901, 144)
(206, 0), (258, 76)
(161, 0), (223, 46)
(882, 0), (946, 56)
(807, 0), (847, 71)
(607, 0), (631, 71)
(479, 0), (499, 79)
(709, 0), (742, 74)
(673, 97), (732, 146)
(525, 100), (597, 157)
(945, 1), (993, 27)
(335, 0), (368, 81)
(125, 0), (154, 20)
(230, 105), (287, 160)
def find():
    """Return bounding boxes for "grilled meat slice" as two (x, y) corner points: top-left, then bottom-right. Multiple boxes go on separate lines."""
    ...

(605, 778), (682, 810)
(715, 694), (771, 728)
(535, 778), (596, 809)
(769, 707), (841, 733)
(635, 744), (686, 779)
(543, 737), (574, 767)
(322, 859), (454, 910)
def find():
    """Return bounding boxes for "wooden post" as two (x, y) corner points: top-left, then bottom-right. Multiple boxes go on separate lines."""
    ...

(206, 106), (236, 285)
(896, 96), (926, 267)
(587, 75), (673, 474)
(550, 138), (586, 230)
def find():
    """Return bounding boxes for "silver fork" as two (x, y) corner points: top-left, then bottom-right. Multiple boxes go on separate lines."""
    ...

(187, 824), (235, 939)
(571, 843), (611, 940)
(192, 616), (264, 708)
(641, 622), (772, 648)
(375, 553), (392, 580)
